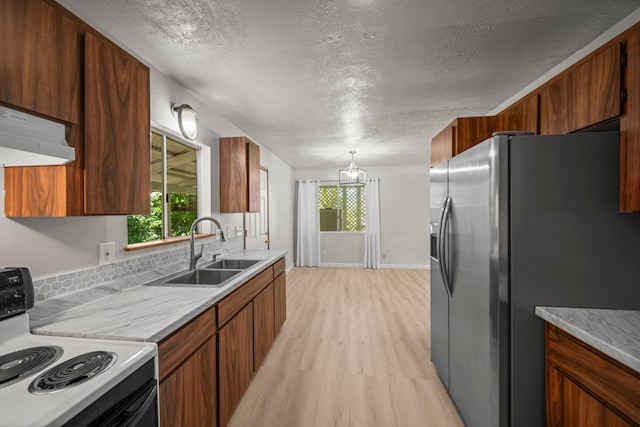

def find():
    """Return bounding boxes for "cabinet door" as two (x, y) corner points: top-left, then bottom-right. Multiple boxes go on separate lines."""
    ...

(159, 336), (217, 427)
(0, 0), (80, 124)
(430, 124), (454, 167)
(274, 273), (287, 335)
(247, 140), (261, 213)
(220, 137), (248, 213)
(540, 43), (621, 135)
(253, 283), (275, 370)
(455, 116), (498, 154)
(497, 94), (539, 134)
(620, 25), (640, 212)
(545, 323), (640, 425)
(218, 302), (254, 427)
(560, 375), (633, 427)
(84, 31), (150, 215)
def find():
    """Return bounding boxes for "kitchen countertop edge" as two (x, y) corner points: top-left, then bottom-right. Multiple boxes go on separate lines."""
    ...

(30, 249), (287, 343)
(535, 306), (640, 374)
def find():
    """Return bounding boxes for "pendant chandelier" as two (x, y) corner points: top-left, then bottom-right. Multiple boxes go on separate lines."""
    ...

(339, 151), (366, 186)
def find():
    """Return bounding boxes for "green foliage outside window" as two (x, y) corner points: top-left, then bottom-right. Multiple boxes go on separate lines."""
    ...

(318, 185), (365, 232)
(127, 192), (198, 244)
(127, 131), (198, 245)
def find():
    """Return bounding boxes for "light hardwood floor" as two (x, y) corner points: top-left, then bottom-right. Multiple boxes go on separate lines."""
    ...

(227, 267), (463, 427)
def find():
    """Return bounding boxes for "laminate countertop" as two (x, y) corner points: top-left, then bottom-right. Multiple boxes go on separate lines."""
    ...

(535, 306), (640, 374)
(29, 249), (287, 343)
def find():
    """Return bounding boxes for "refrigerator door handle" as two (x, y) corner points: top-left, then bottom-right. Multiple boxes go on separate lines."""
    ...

(439, 196), (452, 297)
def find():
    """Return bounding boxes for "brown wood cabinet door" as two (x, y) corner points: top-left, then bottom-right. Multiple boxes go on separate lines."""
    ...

(497, 94), (539, 134)
(430, 124), (454, 167)
(220, 137), (248, 213)
(253, 283), (275, 370)
(159, 336), (217, 427)
(540, 43), (621, 135)
(218, 302), (254, 427)
(247, 140), (261, 213)
(274, 273), (287, 335)
(455, 116), (498, 154)
(84, 31), (150, 215)
(545, 323), (640, 426)
(560, 376), (633, 427)
(620, 25), (640, 212)
(0, 0), (80, 124)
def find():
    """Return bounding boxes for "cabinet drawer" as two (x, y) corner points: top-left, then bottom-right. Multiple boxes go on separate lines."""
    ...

(546, 324), (640, 423)
(158, 306), (216, 381)
(218, 266), (273, 327)
(273, 257), (285, 278)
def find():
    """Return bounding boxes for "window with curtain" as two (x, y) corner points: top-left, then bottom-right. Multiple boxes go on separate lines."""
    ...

(318, 185), (365, 232)
(127, 130), (199, 244)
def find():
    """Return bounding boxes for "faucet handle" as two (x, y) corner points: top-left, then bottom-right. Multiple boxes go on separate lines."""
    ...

(197, 244), (204, 257)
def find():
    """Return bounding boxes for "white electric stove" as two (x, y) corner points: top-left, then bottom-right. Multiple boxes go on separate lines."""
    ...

(0, 268), (158, 427)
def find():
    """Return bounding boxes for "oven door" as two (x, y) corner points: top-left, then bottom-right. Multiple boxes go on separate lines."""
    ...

(63, 359), (158, 427)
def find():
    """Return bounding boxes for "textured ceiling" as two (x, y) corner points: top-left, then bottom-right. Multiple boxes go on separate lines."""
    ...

(57, 0), (640, 168)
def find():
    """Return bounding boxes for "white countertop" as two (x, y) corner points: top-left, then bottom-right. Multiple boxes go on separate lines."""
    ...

(535, 306), (640, 374)
(30, 249), (287, 342)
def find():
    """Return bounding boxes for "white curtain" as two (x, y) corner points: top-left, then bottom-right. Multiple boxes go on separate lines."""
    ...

(295, 180), (321, 266)
(364, 178), (381, 268)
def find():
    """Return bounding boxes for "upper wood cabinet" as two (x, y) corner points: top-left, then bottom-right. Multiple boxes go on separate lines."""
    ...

(0, 0), (80, 125)
(84, 31), (150, 215)
(539, 43), (621, 135)
(430, 116), (498, 166)
(620, 25), (640, 212)
(219, 136), (260, 213)
(496, 94), (539, 134)
(2, 0), (151, 216)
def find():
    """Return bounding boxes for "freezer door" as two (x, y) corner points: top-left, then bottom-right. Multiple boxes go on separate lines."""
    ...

(429, 162), (450, 388)
(447, 137), (507, 427)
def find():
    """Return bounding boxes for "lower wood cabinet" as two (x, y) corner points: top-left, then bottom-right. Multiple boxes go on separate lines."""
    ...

(157, 257), (287, 427)
(253, 283), (275, 371)
(274, 272), (287, 334)
(218, 302), (254, 427)
(545, 323), (640, 426)
(158, 306), (217, 427)
(159, 337), (217, 427)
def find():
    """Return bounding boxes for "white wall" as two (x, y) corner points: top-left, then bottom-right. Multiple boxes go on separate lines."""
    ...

(294, 164), (430, 268)
(0, 63), (295, 278)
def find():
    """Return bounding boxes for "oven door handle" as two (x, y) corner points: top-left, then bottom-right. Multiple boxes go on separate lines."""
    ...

(97, 379), (158, 427)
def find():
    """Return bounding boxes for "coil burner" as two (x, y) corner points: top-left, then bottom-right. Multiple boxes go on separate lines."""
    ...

(29, 351), (117, 394)
(0, 346), (63, 389)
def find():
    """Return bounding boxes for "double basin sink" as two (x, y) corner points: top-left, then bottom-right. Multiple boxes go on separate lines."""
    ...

(153, 259), (260, 287)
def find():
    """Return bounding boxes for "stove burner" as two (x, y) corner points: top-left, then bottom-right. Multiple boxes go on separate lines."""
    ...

(0, 346), (63, 389)
(29, 351), (117, 394)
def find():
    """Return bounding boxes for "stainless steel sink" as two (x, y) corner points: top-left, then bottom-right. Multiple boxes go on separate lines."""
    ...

(202, 259), (260, 270)
(162, 269), (240, 286)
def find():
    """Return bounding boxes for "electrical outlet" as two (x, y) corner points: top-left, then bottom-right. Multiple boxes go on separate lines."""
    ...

(99, 242), (115, 266)
(322, 251), (327, 258)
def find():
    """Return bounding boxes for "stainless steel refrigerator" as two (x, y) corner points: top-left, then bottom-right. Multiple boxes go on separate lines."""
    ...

(430, 131), (640, 427)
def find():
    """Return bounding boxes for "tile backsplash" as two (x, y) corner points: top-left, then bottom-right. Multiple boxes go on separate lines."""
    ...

(33, 237), (242, 301)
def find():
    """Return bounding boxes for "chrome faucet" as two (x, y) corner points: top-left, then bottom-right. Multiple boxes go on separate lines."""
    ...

(189, 216), (226, 270)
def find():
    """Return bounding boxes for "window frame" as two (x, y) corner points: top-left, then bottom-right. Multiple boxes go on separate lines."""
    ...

(318, 184), (366, 233)
(126, 127), (202, 247)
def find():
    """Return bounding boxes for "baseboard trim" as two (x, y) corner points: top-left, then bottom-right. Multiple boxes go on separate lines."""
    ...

(318, 262), (430, 269)
(381, 264), (430, 270)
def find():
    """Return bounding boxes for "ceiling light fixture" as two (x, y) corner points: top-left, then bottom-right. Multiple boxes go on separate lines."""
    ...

(339, 150), (366, 186)
(172, 103), (198, 140)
